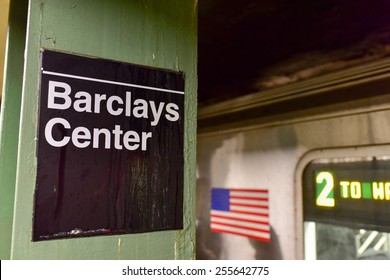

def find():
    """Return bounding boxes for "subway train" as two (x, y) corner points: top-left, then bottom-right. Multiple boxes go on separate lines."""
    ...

(196, 57), (390, 260)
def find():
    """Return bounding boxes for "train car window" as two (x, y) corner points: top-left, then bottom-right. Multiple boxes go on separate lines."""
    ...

(302, 156), (390, 259)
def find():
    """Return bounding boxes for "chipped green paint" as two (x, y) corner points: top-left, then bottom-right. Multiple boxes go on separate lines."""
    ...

(9, 0), (197, 259)
(0, 0), (28, 260)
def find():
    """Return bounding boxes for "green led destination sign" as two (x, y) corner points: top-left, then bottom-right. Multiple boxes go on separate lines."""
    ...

(303, 157), (390, 231)
(315, 171), (390, 208)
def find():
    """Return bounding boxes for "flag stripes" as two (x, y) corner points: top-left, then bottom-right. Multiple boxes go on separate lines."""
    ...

(210, 188), (271, 242)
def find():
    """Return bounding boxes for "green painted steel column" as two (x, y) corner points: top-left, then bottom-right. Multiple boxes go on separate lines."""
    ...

(0, 0), (10, 100)
(10, 0), (197, 259)
(0, 0), (28, 260)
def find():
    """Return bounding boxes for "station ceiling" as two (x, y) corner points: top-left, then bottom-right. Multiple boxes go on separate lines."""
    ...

(198, 0), (390, 107)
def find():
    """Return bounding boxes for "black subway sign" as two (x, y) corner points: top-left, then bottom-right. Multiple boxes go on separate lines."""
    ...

(44, 79), (181, 151)
(33, 50), (184, 241)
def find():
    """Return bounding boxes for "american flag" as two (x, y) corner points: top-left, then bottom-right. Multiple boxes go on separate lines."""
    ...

(210, 188), (270, 242)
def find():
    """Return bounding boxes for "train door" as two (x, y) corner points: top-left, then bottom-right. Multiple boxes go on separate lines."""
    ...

(298, 147), (390, 260)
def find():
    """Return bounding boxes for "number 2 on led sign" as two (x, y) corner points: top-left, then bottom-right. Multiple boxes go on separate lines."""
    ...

(315, 172), (335, 207)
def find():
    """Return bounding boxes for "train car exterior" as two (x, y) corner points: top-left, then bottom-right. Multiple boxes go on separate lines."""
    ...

(197, 58), (390, 259)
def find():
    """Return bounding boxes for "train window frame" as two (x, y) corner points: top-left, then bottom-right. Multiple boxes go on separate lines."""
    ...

(294, 145), (390, 259)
